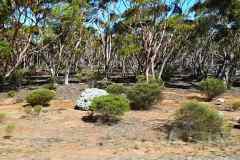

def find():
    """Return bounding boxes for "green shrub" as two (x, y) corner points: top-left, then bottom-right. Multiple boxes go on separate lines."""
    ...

(231, 100), (240, 111)
(95, 79), (112, 89)
(7, 91), (16, 97)
(161, 65), (176, 81)
(169, 100), (231, 142)
(137, 75), (164, 86)
(24, 106), (33, 115)
(200, 78), (226, 100)
(33, 105), (42, 116)
(106, 83), (127, 95)
(42, 83), (57, 90)
(26, 88), (56, 106)
(90, 94), (130, 121)
(76, 69), (103, 82)
(127, 82), (162, 110)
(9, 69), (27, 86)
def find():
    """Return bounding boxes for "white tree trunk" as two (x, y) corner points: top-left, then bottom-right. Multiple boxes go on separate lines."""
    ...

(64, 67), (70, 85)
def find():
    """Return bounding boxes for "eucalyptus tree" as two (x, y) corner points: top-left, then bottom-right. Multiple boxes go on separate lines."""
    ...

(0, 0), (59, 79)
(32, 0), (89, 84)
(119, 0), (196, 81)
(87, 0), (125, 77)
(50, 0), (89, 85)
(190, 0), (240, 85)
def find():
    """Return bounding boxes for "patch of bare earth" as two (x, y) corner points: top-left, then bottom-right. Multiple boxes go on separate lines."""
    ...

(0, 86), (240, 160)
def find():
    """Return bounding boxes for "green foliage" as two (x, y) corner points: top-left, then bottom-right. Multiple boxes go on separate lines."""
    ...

(76, 69), (103, 82)
(200, 78), (226, 100)
(26, 88), (56, 106)
(166, 16), (196, 32)
(42, 83), (57, 91)
(8, 69), (27, 86)
(95, 79), (113, 89)
(42, 27), (57, 44)
(231, 100), (240, 111)
(0, 40), (12, 59)
(33, 105), (43, 116)
(116, 34), (142, 57)
(203, 0), (240, 19)
(7, 91), (16, 97)
(0, 0), (12, 23)
(170, 100), (231, 142)
(137, 75), (164, 86)
(0, 112), (6, 123)
(161, 65), (176, 81)
(90, 95), (130, 120)
(24, 106), (33, 115)
(106, 83), (127, 95)
(127, 82), (162, 110)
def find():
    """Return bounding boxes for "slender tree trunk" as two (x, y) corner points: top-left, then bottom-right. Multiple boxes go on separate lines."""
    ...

(50, 67), (56, 84)
(64, 66), (70, 85)
(159, 58), (168, 80)
(5, 35), (32, 78)
(145, 64), (150, 83)
(151, 56), (156, 79)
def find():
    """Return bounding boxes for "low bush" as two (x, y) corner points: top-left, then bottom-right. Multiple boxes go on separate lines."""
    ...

(161, 65), (176, 81)
(169, 100), (231, 142)
(106, 83), (127, 95)
(42, 83), (57, 90)
(137, 75), (164, 86)
(33, 105), (43, 115)
(24, 106), (33, 115)
(90, 94), (130, 121)
(8, 69), (27, 87)
(7, 91), (16, 97)
(76, 69), (103, 82)
(26, 88), (56, 106)
(95, 79), (112, 89)
(200, 77), (226, 100)
(127, 82), (162, 110)
(231, 100), (240, 111)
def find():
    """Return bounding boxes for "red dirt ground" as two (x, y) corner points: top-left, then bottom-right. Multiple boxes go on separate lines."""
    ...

(0, 87), (240, 160)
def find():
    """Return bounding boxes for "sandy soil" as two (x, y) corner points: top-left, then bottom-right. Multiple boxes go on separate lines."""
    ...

(0, 86), (240, 160)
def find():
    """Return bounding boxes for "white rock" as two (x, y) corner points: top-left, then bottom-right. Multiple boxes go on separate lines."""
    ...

(216, 98), (225, 103)
(75, 88), (109, 110)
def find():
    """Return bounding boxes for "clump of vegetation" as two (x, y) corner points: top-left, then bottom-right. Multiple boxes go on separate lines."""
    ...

(127, 82), (162, 110)
(0, 113), (6, 123)
(8, 69), (27, 87)
(33, 105), (43, 116)
(24, 106), (33, 115)
(137, 75), (164, 86)
(23, 105), (43, 117)
(7, 91), (16, 97)
(200, 77), (226, 100)
(231, 100), (240, 111)
(26, 88), (56, 106)
(95, 79), (112, 89)
(76, 69), (103, 82)
(90, 94), (130, 122)
(42, 83), (57, 91)
(169, 100), (231, 142)
(106, 83), (127, 95)
(4, 124), (16, 139)
(161, 65), (176, 81)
